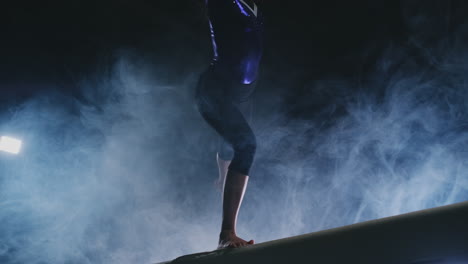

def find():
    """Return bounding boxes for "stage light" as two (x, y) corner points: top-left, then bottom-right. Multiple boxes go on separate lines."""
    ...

(0, 136), (22, 154)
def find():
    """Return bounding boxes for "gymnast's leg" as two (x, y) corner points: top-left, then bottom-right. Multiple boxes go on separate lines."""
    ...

(196, 94), (256, 249)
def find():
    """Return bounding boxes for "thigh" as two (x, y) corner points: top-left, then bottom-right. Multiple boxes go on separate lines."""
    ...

(199, 96), (255, 150)
(238, 98), (253, 124)
(195, 69), (255, 148)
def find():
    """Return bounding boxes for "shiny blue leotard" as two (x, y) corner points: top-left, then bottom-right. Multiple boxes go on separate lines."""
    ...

(207, 0), (264, 85)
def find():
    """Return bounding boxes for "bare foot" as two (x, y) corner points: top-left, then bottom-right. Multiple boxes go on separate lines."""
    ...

(218, 230), (254, 249)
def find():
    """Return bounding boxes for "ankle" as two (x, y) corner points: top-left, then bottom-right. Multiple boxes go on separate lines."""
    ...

(220, 229), (236, 236)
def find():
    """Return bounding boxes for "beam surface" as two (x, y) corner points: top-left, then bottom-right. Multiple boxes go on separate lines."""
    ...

(157, 201), (468, 264)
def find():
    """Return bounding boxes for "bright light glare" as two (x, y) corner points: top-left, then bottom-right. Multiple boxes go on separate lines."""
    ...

(0, 136), (22, 154)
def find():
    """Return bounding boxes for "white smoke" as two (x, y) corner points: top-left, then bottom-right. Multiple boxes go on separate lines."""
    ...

(1, 2), (468, 263)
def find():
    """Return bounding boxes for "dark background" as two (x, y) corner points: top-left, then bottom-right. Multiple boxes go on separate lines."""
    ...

(0, 0), (417, 113)
(2, 0), (466, 119)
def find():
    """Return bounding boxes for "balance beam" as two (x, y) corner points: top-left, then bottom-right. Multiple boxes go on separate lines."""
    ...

(157, 201), (468, 264)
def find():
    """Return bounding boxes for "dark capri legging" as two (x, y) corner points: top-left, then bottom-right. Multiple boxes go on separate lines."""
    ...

(195, 68), (257, 176)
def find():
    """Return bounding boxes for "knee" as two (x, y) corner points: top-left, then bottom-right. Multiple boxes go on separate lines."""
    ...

(235, 135), (256, 158)
(230, 136), (256, 175)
